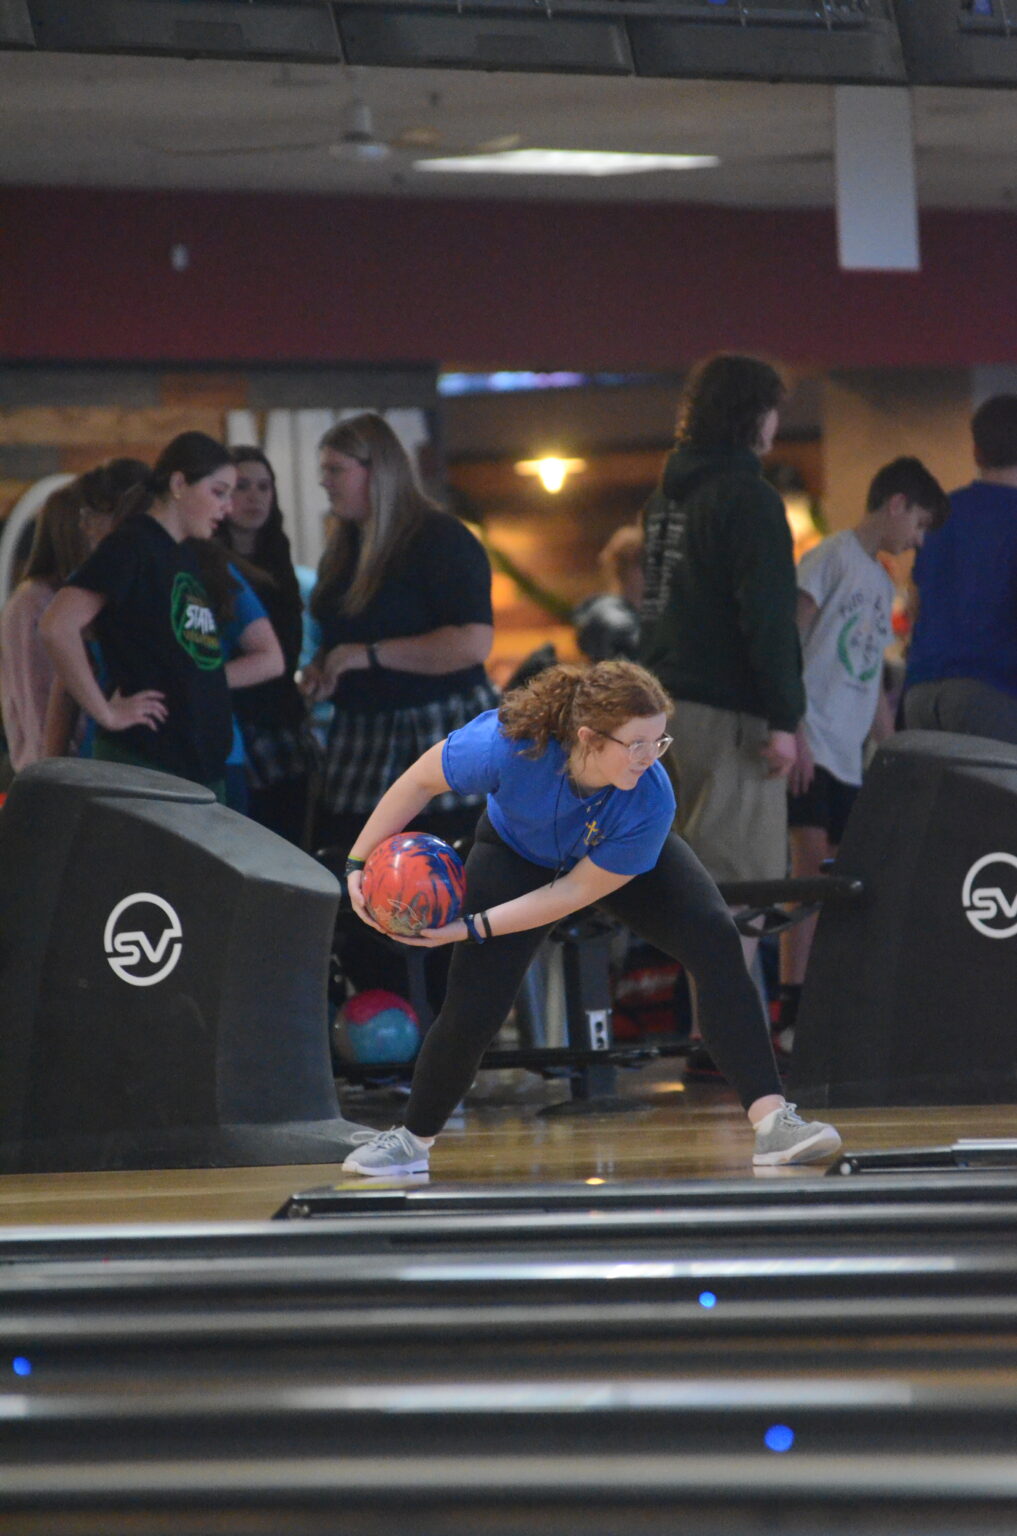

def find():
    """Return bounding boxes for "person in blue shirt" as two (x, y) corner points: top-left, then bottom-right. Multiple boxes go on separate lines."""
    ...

(341, 659), (841, 1177)
(905, 394), (1017, 741)
(215, 557), (283, 816)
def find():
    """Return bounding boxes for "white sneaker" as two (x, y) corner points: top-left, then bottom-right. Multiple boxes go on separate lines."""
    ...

(342, 1126), (432, 1177)
(752, 1103), (842, 1166)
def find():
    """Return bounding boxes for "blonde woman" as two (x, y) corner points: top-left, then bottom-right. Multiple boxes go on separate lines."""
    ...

(301, 412), (497, 852)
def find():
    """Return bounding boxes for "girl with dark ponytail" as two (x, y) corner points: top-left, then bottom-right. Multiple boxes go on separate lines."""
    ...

(40, 432), (255, 796)
(342, 658), (842, 1178)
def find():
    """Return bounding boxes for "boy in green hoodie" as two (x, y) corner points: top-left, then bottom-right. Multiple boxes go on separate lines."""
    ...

(640, 354), (801, 1068)
(641, 353), (803, 884)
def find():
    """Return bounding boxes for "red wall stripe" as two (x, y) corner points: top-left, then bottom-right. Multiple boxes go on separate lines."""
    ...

(1, 185), (1014, 370)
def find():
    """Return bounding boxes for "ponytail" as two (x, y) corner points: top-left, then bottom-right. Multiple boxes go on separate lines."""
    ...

(80, 457), (149, 525)
(499, 660), (673, 758)
(116, 476), (159, 523)
(117, 431), (231, 524)
(499, 665), (585, 758)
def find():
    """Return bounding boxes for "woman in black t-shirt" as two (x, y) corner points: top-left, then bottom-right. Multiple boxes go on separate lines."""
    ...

(301, 412), (497, 853)
(215, 446), (310, 843)
(41, 432), (246, 796)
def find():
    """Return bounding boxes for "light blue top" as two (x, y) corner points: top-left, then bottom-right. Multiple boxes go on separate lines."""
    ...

(220, 567), (267, 767)
(442, 709), (675, 875)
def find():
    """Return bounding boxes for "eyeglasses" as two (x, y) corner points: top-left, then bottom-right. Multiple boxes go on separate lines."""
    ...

(594, 730), (673, 762)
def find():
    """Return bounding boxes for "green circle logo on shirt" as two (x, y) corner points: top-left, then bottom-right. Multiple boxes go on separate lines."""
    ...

(171, 572), (223, 670)
(836, 612), (881, 684)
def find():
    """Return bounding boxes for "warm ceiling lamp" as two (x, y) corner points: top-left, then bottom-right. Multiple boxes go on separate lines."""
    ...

(515, 455), (587, 494)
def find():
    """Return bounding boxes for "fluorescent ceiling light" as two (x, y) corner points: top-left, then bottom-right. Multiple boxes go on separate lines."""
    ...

(414, 149), (719, 177)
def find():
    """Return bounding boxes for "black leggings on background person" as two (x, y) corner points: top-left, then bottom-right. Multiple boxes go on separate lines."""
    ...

(403, 813), (783, 1138)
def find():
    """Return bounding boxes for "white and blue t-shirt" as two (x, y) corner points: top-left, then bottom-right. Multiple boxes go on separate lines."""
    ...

(442, 709), (675, 876)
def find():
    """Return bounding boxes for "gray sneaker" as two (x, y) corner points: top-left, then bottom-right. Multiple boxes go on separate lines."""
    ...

(752, 1103), (842, 1166)
(342, 1126), (431, 1177)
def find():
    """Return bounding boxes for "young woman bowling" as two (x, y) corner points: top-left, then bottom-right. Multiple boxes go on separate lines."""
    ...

(342, 660), (841, 1177)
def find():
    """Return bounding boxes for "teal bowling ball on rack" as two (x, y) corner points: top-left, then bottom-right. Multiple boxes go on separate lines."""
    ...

(332, 989), (422, 1066)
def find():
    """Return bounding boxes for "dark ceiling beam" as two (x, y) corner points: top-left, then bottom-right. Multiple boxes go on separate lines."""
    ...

(6, 1), (1017, 89)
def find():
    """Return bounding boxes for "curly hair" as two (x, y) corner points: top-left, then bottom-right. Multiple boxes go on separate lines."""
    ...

(676, 353), (785, 453)
(498, 660), (673, 759)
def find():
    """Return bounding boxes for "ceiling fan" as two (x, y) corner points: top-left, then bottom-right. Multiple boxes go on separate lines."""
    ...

(149, 97), (523, 164)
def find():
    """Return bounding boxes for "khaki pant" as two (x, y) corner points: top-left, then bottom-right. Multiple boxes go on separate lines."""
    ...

(667, 700), (788, 884)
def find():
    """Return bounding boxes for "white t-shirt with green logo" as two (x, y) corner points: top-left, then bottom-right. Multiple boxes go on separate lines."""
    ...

(797, 530), (893, 787)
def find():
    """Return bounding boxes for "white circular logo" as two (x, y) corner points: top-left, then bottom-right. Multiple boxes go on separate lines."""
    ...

(103, 893), (183, 986)
(962, 852), (1017, 940)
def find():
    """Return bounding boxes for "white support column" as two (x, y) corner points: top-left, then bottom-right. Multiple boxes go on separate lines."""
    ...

(834, 86), (920, 273)
(284, 409), (336, 572)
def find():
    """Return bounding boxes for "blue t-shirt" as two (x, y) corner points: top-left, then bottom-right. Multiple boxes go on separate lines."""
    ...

(907, 480), (1017, 700)
(220, 567), (267, 767)
(442, 710), (675, 876)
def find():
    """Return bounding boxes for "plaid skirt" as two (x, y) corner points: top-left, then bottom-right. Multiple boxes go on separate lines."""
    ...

(316, 681), (499, 817)
(239, 720), (310, 791)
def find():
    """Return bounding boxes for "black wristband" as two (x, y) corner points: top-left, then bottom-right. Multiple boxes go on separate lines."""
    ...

(479, 910), (494, 940)
(344, 856), (366, 876)
(366, 642), (381, 670)
(462, 912), (485, 944)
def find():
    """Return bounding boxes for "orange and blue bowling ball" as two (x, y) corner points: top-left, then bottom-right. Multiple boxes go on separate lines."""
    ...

(361, 832), (467, 937)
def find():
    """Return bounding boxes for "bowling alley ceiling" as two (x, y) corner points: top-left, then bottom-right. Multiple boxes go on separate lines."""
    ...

(3, 50), (1017, 207)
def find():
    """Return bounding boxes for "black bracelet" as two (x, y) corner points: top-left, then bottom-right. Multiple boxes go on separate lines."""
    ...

(479, 910), (494, 940)
(462, 912), (485, 944)
(344, 856), (366, 876)
(366, 642), (381, 670)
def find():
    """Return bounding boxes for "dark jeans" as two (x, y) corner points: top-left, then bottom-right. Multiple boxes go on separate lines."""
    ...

(404, 815), (782, 1137)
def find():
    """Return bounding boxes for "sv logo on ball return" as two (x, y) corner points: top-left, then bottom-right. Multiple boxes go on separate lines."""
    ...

(962, 853), (1017, 940)
(104, 893), (184, 986)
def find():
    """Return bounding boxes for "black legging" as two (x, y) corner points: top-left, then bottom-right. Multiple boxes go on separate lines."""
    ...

(404, 813), (781, 1137)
